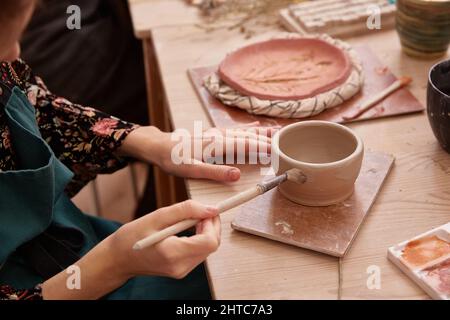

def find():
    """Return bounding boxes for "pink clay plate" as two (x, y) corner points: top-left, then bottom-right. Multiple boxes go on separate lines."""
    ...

(218, 38), (352, 101)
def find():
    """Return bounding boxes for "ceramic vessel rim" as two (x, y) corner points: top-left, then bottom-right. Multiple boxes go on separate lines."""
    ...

(272, 120), (364, 169)
(429, 59), (450, 99)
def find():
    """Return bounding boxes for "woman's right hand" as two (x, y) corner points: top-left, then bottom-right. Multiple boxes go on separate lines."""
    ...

(41, 200), (220, 300)
(109, 200), (221, 280)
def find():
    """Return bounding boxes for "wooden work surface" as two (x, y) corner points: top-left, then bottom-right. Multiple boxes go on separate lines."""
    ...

(129, 0), (450, 300)
(150, 24), (450, 300)
(128, 0), (200, 39)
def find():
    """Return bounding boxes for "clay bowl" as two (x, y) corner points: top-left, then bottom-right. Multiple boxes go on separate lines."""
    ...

(427, 59), (450, 153)
(396, 0), (450, 59)
(218, 38), (352, 101)
(272, 121), (364, 206)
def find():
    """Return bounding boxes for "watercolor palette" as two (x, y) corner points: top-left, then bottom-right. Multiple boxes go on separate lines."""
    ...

(388, 223), (450, 300)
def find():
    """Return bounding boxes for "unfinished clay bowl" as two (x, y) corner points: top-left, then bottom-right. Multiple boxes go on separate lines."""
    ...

(218, 38), (352, 101)
(272, 121), (364, 206)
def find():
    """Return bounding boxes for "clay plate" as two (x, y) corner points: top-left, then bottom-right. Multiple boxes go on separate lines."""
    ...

(218, 38), (352, 101)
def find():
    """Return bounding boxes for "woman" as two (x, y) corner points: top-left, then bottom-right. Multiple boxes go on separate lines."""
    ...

(0, 0), (274, 300)
(20, 0), (157, 217)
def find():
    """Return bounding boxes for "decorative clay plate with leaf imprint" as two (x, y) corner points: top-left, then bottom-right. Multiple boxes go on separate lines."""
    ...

(204, 34), (364, 119)
(218, 37), (352, 101)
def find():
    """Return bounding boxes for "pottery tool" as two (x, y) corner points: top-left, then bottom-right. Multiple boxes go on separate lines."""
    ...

(133, 168), (306, 250)
(342, 76), (412, 121)
(388, 223), (450, 300)
(280, 0), (396, 38)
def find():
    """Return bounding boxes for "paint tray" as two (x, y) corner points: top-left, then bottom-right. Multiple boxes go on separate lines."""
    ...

(388, 223), (450, 300)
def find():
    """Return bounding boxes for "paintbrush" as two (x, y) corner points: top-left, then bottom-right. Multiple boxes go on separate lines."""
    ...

(133, 168), (306, 250)
(342, 76), (412, 121)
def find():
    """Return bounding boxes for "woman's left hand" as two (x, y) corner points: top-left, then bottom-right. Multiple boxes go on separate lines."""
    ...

(118, 125), (278, 182)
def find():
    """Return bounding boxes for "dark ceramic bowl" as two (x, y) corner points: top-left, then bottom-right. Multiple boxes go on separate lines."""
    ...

(427, 60), (450, 153)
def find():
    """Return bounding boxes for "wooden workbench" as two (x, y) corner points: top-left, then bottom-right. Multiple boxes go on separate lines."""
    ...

(128, 0), (450, 299)
(128, 0), (200, 39)
(128, 0), (203, 207)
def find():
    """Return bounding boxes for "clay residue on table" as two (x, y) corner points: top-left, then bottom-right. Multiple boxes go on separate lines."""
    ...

(275, 220), (294, 236)
(401, 235), (450, 267)
(375, 66), (388, 75)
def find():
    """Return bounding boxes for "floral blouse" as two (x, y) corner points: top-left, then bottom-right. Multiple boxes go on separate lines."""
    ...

(0, 59), (139, 195)
(0, 59), (139, 300)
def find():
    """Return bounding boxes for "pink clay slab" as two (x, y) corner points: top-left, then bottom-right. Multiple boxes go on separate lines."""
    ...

(218, 38), (352, 101)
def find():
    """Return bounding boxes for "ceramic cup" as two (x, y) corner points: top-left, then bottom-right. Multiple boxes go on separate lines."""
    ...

(272, 121), (364, 206)
(427, 59), (450, 153)
(396, 0), (450, 59)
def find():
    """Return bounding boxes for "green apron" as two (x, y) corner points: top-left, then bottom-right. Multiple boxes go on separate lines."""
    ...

(0, 85), (210, 299)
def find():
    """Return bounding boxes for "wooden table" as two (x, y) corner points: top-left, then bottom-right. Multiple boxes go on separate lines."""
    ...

(128, 0), (202, 207)
(128, 0), (200, 130)
(128, 0), (199, 39)
(129, 1), (450, 299)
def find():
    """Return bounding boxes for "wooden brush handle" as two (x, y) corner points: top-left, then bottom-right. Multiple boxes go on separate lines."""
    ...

(133, 186), (262, 250)
(216, 186), (262, 213)
(343, 76), (412, 120)
(133, 218), (199, 250)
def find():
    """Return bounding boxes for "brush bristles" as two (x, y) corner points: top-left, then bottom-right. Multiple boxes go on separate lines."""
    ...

(257, 169), (306, 193)
(399, 76), (412, 86)
(286, 168), (307, 184)
(258, 174), (288, 193)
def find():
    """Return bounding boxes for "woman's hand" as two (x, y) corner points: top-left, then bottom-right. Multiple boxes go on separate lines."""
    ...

(109, 200), (221, 280)
(41, 200), (220, 300)
(118, 125), (278, 182)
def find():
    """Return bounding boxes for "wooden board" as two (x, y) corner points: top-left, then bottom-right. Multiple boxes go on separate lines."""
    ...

(188, 46), (424, 128)
(231, 151), (395, 257)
